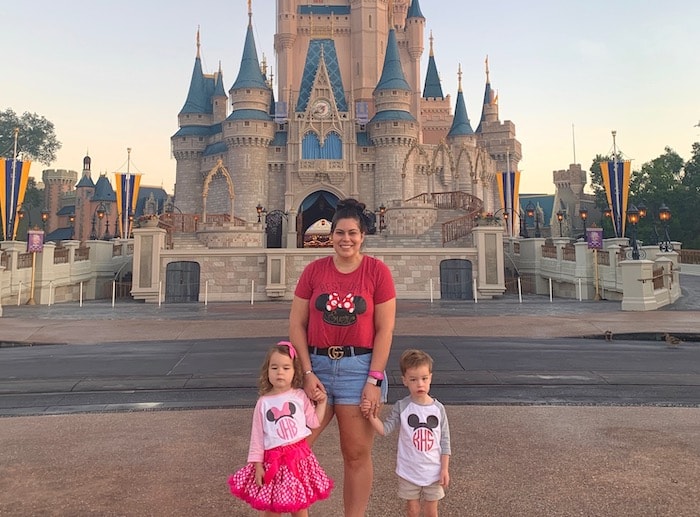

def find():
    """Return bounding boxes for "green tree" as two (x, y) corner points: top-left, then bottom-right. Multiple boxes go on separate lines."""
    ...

(0, 108), (61, 165)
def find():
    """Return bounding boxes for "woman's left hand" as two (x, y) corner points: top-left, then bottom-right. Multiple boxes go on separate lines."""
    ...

(360, 383), (381, 418)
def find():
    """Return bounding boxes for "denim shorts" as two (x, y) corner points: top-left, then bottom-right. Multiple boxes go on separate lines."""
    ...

(311, 351), (388, 405)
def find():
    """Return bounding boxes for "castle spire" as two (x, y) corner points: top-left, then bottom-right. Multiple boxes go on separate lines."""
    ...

(179, 28), (209, 114)
(231, 7), (268, 91)
(448, 64), (474, 138)
(422, 31), (443, 99)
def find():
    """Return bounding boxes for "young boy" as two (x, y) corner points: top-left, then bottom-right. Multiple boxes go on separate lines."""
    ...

(364, 349), (451, 517)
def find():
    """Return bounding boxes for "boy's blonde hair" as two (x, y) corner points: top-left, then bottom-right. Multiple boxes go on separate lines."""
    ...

(399, 349), (434, 375)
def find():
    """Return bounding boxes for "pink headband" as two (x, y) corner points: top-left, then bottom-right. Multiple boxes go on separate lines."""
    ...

(278, 340), (296, 359)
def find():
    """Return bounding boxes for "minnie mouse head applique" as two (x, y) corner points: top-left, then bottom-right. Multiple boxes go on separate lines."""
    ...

(315, 292), (367, 326)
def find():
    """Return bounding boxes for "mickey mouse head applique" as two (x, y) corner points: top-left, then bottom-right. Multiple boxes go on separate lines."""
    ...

(407, 413), (439, 452)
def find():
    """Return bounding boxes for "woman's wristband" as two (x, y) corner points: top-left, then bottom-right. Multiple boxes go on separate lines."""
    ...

(368, 370), (384, 380)
(303, 370), (314, 376)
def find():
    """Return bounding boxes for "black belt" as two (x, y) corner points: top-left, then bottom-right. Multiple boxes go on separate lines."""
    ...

(310, 346), (372, 360)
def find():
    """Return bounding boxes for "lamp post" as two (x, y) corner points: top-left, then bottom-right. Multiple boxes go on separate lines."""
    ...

(256, 203), (266, 223)
(41, 209), (49, 231)
(69, 213), (75, 239)
(526, 201), (541, 238)
(103, 218), (111, 240)
(519, 209), (529, 238)
(90, 203), (106, 240)
(164, 201), (185, 232)
(579, 207), (588, 238)
(626, 204), (640, 260)
(377, 204), (387, 233)
(658, 203), (673, 252)
(556, 211), (564, 237)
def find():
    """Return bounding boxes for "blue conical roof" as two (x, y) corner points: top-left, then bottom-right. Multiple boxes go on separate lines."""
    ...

(448, 90), (474, 137)
(180, 56), (212, 114)
(375, 29), (410, 92)
(407, 0), (425, 19)
(214, 64), (226, 97)
(231, 21), (268, 91)
(93, 175), (116, 202)
(422, 54), (443, 99)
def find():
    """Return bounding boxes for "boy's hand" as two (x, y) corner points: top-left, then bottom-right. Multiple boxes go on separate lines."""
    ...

(439, 469), (450, 488)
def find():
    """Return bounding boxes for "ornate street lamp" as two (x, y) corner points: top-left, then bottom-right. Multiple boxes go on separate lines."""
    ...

(256, 203), (266, 223)
(626, 204), (640, 260)
(378, 204), (387, 233)
(556, 211), (564, 237)
(90, 203), (106, 240)
(69, 213), (76, 239)
(526, 201), (541, 238)
(41, 208), (50, 231)
(658, 203), (673, 252)
(579, 207), (588, 237)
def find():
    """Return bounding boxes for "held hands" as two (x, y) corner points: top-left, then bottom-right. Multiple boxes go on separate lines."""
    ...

(303, 372), (327, 402)
(360, 383), (381, 419)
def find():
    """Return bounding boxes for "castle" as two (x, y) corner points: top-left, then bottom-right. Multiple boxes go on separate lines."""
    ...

(172, 0), (521, 246)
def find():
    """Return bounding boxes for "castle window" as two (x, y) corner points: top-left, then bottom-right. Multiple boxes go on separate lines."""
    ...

(362, 148), (368, 153)
(245, 121), (250, 127)
(393, 122), (399, 127)
(302, 131), (343, 159)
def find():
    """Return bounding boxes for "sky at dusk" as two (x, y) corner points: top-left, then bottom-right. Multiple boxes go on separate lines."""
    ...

(4, 0), (699, 195)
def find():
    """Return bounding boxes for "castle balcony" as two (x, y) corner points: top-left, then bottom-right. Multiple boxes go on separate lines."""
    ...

(296, 159), (346, 185)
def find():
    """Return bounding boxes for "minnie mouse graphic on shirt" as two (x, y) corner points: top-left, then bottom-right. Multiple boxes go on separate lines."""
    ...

(315, 292), (367, 326)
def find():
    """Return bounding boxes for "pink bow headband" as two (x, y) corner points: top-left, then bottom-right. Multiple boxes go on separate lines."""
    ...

(278, 340), (297, 359)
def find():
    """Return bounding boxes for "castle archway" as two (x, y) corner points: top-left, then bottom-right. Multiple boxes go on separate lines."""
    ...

(201, 159), (234, 221)
(296, 191), (339, 248)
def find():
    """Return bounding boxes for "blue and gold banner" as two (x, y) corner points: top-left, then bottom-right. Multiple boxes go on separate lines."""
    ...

(599, 159), (631, 238)
(1, 158), (32, 240)
(497, 170), (520, 237)
(114, 172), (142, 238)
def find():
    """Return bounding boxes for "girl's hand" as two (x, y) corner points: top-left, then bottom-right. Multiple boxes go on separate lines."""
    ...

(254, 463), (265, 487)
(303, 372), (326, 401)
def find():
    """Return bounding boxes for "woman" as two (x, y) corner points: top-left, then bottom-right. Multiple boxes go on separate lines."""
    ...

(289, 198), (396, 517)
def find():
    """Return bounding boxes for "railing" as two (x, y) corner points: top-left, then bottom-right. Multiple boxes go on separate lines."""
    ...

(54, 247), (69, 264)
(562, 244), (576, 261)
(652, 267), (665, 290)
(541, 244), (557, 259)
(442, 214), (475, 244)
(680, 249), (700, 264)
(17, 252), (32, 269)
(75, 247), (90, 262)
(114, 282), (132, 298)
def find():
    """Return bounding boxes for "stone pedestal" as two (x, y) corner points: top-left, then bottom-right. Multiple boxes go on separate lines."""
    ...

(472, 225), (506, 299)
(131, 228), (167, 303)
(620, 259), (656, 311)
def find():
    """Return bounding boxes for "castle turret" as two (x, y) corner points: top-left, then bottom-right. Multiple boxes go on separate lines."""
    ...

(405, 0), (425, 122)
(212, 61), (228, 123)
(420, 32), (452, 145)
(370, 28), (418, 204)
(476, 56), (499, 133)
(172, 29), (212, 213)
(274, 0), (298, 106)
(225, 6), (275, 220)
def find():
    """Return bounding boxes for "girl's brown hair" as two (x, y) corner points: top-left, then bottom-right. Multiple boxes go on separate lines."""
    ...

(258, 342), (304, 395)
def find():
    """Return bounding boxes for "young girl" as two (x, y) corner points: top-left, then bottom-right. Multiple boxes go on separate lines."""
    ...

(228, 341), (333, 516)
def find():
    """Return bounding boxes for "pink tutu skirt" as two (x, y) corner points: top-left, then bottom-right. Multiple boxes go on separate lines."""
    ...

(228, 439), (333, 513)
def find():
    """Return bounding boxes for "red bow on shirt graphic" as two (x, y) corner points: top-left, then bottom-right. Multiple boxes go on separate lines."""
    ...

(266, 401), (297, 423)
(326, 292), (355, 313)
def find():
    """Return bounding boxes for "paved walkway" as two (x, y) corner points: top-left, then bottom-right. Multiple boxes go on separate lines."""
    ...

(1, 279), (699, 516)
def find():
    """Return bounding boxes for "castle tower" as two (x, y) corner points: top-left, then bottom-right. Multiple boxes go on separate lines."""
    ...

(224, 7), (275, 219)
(74, 153), (96, 241)
(447, 66), (477, 193)
(172, 29), (211, 213)
(404, 0), (425, 125)
(369, 28), (418, 204)
(42, 168), (78, 235)
(420, 32), (452, 145)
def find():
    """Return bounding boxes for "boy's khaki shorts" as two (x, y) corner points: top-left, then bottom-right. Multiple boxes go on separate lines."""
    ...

(398, 476), (445, 501)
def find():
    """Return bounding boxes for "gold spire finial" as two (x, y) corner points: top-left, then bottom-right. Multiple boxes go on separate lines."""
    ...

(485, 55), (490, 82)
(248, 0), (252, 25)
(429, 30), (434, 57)
(458, 64), (463, 92)
(388, 0), (394, 28)
(196, 26), (201, 58)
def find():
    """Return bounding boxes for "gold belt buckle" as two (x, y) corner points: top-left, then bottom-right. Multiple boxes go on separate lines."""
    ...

(327, 346), (345, 360)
